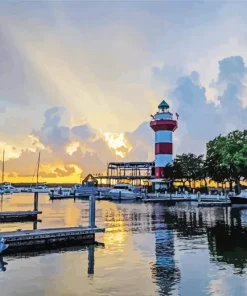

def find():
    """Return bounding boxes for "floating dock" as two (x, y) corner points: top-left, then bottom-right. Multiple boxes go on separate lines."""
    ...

(0, 195), (105, 254)
(1, 226), (105, 253)
(198, 201), (231, 207)
(143, 198), (192, 203)
(0, 211), (42, 222)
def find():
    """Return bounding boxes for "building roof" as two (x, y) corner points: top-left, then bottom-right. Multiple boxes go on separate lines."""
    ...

(158, 100), (170, 110)
(149, 178), (170, 183)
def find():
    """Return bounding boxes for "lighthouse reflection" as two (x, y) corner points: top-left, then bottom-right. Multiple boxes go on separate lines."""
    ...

(151, 205), (180, 296)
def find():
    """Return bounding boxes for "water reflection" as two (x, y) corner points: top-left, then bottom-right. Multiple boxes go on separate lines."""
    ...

(1, 243), (101, 276)
(2, 195), (247, 295)
(0, 256), (7, 272)
(151, 205), (180, 296)
(88, 244), (95, 275)
(157, 205), (247, 273)
(207, 208), (247, 273)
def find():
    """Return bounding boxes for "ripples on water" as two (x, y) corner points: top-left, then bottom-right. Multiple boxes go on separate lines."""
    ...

(1, 194), (247, 295)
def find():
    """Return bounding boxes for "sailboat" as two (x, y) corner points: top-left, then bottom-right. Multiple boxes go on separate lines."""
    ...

(0, 150), (17, 194)
(31, 152), (49, 193)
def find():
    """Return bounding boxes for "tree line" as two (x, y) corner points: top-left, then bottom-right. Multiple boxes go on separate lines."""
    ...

(163, 130), (247, 193)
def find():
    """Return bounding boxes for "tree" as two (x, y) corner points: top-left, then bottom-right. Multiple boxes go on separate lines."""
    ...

(206, 130), (247, 193)
(174, 153), (204, 188)
(163, 159), (183, 181)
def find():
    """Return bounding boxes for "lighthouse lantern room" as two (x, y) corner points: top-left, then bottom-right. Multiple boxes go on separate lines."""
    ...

(150, 100), (178, 180)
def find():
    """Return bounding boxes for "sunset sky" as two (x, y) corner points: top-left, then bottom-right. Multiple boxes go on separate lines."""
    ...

(1, 1), (247, 183)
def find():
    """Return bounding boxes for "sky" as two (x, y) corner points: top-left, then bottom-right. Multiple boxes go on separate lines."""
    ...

(1, 1), (247, 183)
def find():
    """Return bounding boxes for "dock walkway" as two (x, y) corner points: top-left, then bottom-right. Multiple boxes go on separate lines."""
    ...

(0, 211), (42, 222)
(1, 226), (105, 253)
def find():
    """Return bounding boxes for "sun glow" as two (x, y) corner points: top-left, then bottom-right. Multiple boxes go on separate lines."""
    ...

(101, 130), (132, 158)
(66, 142), (80, 155)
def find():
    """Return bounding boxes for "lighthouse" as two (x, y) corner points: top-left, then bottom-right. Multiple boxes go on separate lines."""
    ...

(150, 100), (178, 178)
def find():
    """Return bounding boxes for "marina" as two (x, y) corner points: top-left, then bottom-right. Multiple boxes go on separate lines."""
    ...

(0, 195), (104, 254)
(1, 194), (247, 295)
(2, 1), (247, 295)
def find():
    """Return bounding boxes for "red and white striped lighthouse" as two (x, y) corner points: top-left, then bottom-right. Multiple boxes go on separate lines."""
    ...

(150, 100), (178, 178)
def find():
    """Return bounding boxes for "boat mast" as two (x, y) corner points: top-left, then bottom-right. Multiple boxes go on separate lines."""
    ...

(2, 150), (4, 184)
(36, 151), (41, 185)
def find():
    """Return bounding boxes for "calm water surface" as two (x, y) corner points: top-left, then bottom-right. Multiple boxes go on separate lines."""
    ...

(1, 194), (247, 295)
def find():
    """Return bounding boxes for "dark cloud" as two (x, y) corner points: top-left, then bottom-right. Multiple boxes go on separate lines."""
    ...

(126, 121), (154, 161)
(8, 173), (16, 178)
(152, 55), (247, 154)
(71, 124), (96, 140)
(39, 171), (57, 178)
(172, 71), (223, 144)
(33, 107), (70, 150)
(54, 166), (75, 177)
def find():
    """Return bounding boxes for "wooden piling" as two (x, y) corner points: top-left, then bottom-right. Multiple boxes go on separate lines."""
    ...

(34, 192), (39, 211)
(88, 244), (95, 275)
(89, 195), (96, 228)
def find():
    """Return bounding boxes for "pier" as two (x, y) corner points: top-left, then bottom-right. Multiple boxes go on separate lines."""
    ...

(0, 192), (42, 222)
(0, 211), (41, 222)
(143, 197), (192, 203)
(1, 195), (105, 253)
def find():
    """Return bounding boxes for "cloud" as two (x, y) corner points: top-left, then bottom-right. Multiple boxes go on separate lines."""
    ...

(2, 2), (247, 180)
(126, 121), (154, 162)
(54, 166), (75, 177)
(39, 171), (57, 178)
(71, 124), (95, 141)
(8, 173), (16, 178)
(32, 107), (70, 150)
(152, 55), (247, 154)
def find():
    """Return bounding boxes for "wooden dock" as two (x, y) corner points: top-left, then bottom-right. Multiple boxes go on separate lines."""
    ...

(0, 211), (42, 222)
(143, 198), (193, 203)
(198, 201), (231, 207)
(0, 196), (105, 254)
(1, 226), (105, 253)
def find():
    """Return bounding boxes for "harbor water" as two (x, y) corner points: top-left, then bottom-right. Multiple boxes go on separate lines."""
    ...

(1, 194), (247, 295)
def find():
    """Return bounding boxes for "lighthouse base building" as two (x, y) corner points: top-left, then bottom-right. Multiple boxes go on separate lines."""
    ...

(150, 100), (178, 191)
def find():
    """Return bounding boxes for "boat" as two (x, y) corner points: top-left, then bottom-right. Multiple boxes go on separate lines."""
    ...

(108, 183), (143, 200)
(30, 152), (49, 193)
(31, 183), (50, 193)
(229, 190), (247, 204)
(0, 238), (8, 254)
(2, 182), (17, 194)
(0, 151), (18, 194)
(48, 187), (72, 199)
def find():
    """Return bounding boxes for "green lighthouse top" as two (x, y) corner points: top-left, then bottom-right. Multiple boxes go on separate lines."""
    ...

(158, 100), (169, 111)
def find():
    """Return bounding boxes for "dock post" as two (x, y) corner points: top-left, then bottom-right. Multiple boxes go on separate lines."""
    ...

(89, 195), (96, 228)
(88, 244), (95, 275)
(33, 220), (38, 230)
(197, 191), (201, 202)
(34, 192), (39, 211)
